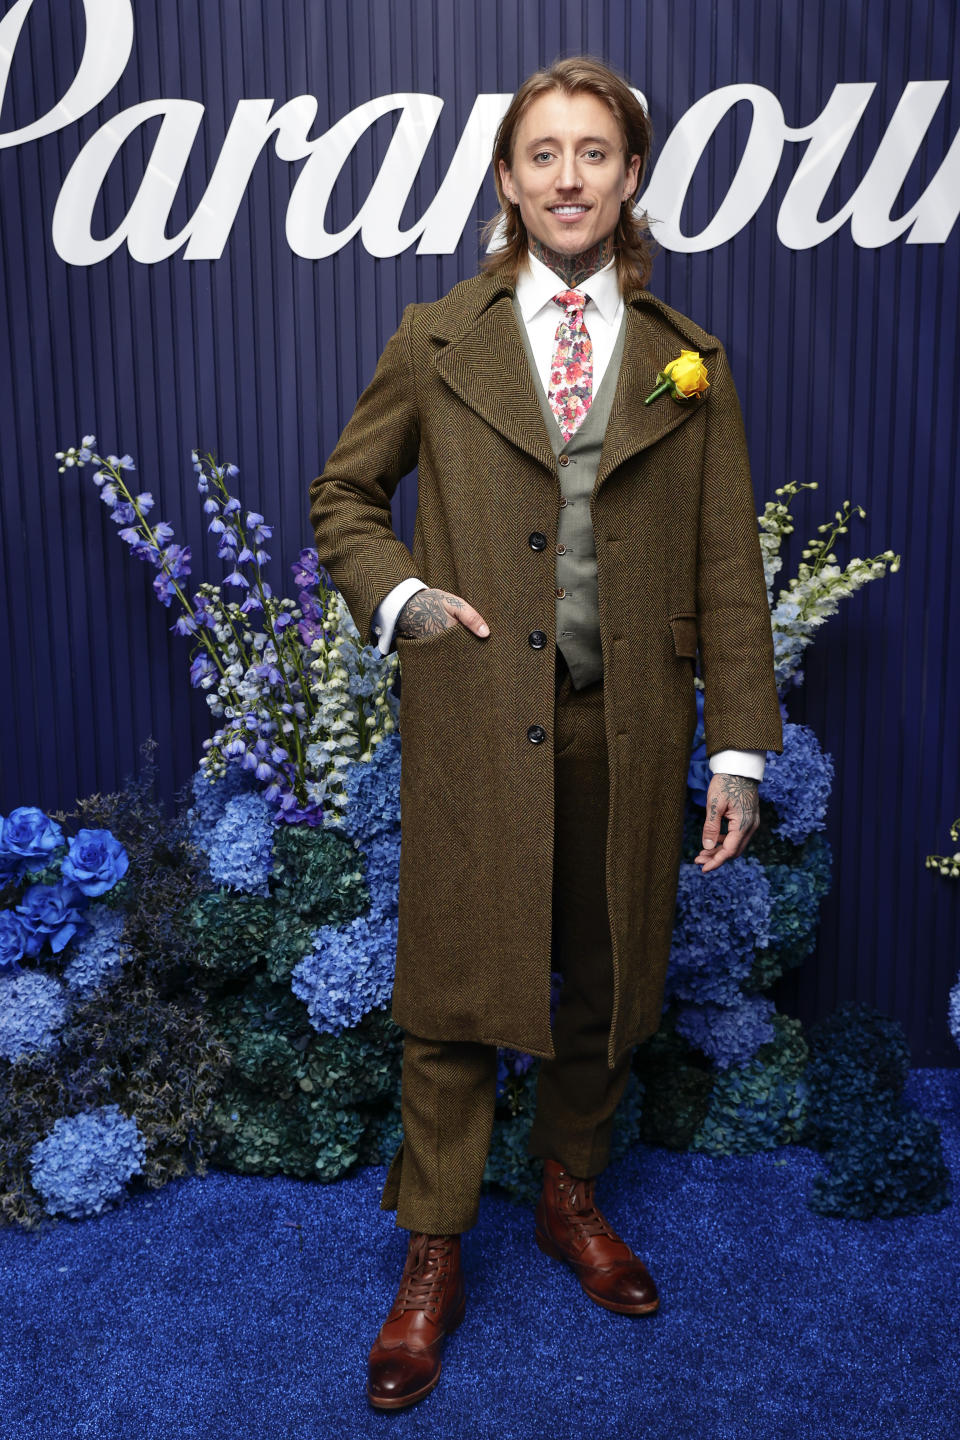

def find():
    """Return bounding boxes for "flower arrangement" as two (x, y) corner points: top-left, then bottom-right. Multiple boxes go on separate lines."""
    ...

(56, 439), (397, 823)
(36, 434), (941, 1222)
(925, 816), (960, 1054)
(0, 746), (232, 1228)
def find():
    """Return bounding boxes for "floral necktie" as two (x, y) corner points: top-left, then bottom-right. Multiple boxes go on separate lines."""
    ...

(546, 289), (594, 443)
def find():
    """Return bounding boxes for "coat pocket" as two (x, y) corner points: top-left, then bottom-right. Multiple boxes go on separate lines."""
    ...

(668, 613), (698, 659)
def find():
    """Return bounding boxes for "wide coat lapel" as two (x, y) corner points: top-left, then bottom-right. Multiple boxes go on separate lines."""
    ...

(432, 282), (557, 474)
(595, 291), (721, 490)
(431, 273), (722, 489)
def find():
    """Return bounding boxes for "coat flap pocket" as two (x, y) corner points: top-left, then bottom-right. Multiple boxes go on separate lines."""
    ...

(669, 614), (698, 658)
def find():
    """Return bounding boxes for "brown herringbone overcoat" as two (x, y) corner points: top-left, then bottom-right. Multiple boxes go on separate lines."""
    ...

(308, 271), (783, 1068)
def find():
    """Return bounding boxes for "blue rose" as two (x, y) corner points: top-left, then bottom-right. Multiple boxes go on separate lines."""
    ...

(15, 883), (87, 955)
(60, 830), (129, 897)
(0, 910), (29, 970)
(0, 807), (64, 879)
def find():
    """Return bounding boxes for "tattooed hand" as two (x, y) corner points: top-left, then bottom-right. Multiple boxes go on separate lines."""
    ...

(694, 773), (760, 874)
(395, 587), (490, 641)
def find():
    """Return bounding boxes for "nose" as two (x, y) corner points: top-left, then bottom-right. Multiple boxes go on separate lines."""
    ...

(555, 151), (581, 191)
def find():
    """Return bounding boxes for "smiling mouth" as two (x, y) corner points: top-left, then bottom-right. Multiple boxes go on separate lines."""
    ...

(549, 204), (590, 217)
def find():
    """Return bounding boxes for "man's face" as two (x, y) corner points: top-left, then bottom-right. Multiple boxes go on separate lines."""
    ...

(498, 89), (641, 256)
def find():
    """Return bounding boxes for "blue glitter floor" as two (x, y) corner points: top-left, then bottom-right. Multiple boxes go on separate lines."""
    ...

(2, 1069), (957, 1440)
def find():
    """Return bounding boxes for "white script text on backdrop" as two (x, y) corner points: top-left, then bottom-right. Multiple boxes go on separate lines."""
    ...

(0, 0), (957, 263)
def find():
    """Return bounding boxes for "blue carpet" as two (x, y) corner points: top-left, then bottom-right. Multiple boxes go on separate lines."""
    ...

(2, 1069), (957, 1440)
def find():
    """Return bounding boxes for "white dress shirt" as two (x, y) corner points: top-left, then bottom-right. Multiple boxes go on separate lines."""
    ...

(369, 252), (766, 781)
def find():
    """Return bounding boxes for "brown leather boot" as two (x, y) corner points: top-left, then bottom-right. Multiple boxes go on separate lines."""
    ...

(366, 1231), (466, 1410)
(535, 1158), (659, 1315)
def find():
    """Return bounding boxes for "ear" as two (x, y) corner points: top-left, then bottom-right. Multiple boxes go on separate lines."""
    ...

(623, 152), (641, 200)
(498, 158), (518, 205)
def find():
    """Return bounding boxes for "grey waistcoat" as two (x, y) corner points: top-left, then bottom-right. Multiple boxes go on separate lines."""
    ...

(511, 295), (627, 689)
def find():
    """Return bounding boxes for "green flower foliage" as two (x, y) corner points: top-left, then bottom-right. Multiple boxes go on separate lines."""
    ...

(1, 743), (232, 1230)
(202, 977), (402, 1180)
(807, 1109), (951, 1219)
(187, 890), (317, 987)
(744, 833), (832, 992)
(269, 824), (369, 921)
(480, 1067), (646, 1206)
(690, 1014), (809, 1154)
(356, 1095), (404, 1167)
(0, 966), (231, 1229)
(633, 1018), (715, 1150)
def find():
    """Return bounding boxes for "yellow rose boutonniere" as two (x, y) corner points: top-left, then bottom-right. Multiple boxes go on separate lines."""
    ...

(644, 349), (710, 406)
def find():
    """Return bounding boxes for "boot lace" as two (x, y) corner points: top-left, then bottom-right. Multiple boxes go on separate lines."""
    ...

(556, 1171), (622, 1246)
(394, 1233), (456, 1315)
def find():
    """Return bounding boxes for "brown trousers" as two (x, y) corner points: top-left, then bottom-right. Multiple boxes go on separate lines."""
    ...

(380, 649), (633, 1232)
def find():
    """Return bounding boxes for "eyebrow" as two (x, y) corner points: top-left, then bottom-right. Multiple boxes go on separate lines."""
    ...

(524, 134), (616, 150)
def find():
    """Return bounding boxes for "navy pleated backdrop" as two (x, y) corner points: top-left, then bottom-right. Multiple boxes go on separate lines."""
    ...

(0, 0), (957, 1060)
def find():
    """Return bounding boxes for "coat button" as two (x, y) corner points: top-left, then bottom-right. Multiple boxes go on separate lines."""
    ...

(527, 724), (546, 744)
(528, 531), (547, 551)
(528, 631), (547, 649)
(558, 454), (570, 467)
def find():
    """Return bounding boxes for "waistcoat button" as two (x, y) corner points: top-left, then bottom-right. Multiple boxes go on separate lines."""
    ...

(556, 587), (565, 598)
(527, 724), (546, 744)
(558, 495), (568, 508)
(556, 543), (566, 554)
(528, 631), (547, 649)
(528, 531), (547, 551)
(558, 454), (570, 467)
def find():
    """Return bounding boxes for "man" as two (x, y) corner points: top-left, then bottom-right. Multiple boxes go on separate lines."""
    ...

(308, 57), (783, 1411)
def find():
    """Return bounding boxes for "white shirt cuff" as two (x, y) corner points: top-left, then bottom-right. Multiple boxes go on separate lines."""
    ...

(372, 577), (429, 655)
(708, 748), (766, 782)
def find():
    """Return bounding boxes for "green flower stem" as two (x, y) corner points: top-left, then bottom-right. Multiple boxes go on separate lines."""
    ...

(644, 377), (673, 405)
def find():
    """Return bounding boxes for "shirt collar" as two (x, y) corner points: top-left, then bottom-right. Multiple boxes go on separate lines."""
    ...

(515, 248), (622, 326)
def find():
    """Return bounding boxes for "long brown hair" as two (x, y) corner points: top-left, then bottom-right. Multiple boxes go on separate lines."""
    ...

(481, 56), (659, 292)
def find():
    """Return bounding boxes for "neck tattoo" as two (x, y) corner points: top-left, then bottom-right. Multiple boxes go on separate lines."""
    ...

(529, 236), (615, 289)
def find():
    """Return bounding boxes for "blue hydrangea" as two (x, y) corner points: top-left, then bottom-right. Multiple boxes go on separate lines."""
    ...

(337, 734), (402, 846)
(949, 973), (960, 1053)
(666, 856), (773, 1006)
(62, 906), (132, 998)
(0, 969), (70, 1060)
(359, 831), (401, 920)
(674, 994), (777, 1069)
(760, 722), (834, 844)
(188, 764), (258, 842)
(28, 1104), (147, 1219)
(291, 911), (399, 1034)
(204, 792), (275, 895)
